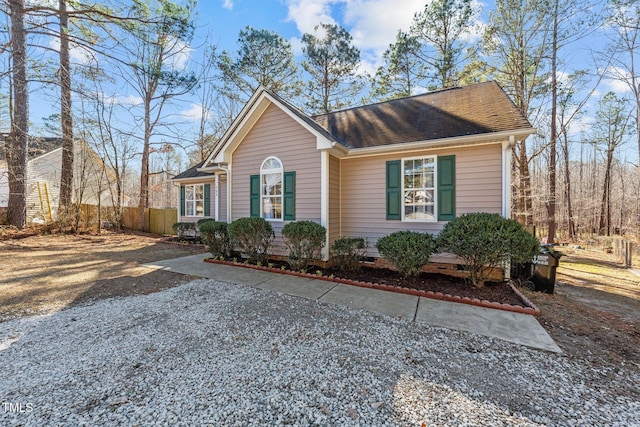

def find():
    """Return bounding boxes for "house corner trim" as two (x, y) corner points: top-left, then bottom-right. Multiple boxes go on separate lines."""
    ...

(320, 150), (329, 261)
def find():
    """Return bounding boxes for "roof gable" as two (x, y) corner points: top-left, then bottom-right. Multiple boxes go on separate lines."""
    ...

(312, 81), (532, 149)
(203, 88), (340, 166)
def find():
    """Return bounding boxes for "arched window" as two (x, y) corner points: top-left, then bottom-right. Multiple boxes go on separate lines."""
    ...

(260, 157), (283, 220)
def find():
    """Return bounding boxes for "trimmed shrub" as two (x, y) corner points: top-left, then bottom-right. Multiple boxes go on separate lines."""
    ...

(227, 217), (274, 264)
(437, 212), (540, 288)
(331, 237), (367, 272)
(172, 222), (197, 238)
(197, 218), (215, 226)
(198, 220), (231, 258)
(375, 231), (436, 277)
(281, 221), (326, 271)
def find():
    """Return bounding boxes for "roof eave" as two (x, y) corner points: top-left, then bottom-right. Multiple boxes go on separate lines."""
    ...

(171, 175), (216, 183)
(197, 164), (228, 172)
(344, 128), (536, 158)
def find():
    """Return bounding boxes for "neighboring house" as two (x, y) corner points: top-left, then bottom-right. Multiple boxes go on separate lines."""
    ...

(173, 81), (535, 260)
(0, 159), (8, 218)
(0, 138), (115, 223)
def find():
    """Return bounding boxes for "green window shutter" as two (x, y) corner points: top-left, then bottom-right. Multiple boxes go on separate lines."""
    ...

(283, 171), (296, 220)
(437, 155), (456, 221)
(180, 185), (185, 216)
(203, 183), (211, 217)
(250, 174), (260, 218)
(386, 160), (401, 220)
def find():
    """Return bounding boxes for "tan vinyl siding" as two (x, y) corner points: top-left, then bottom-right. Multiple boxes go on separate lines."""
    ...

(328, 155), (341, 247)
(340, 143), (503, 257)
(231, 103), (321, 256)
(178, 180), (216, 223)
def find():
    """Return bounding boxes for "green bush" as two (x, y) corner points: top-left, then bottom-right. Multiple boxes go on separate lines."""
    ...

(375, 231), (436, 277)
(281, 221), (326, 271)
(331, 237), (367, 272)
(172, 222), (197, 238)
(198, 220), (231, 258)
(197, 218), (215, 226)
(437, 212), (540, 288)
(227, 217), (274, 264)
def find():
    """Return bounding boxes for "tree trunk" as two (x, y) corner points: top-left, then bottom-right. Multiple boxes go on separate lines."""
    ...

(58, 0), (74, 220)
(547, 0), (559, 243)
(562, 132), (575, 240)
(515, 141), (533, 226)
(636, 83), (640, 232)
(137, 94), (152, 231)
(599, 147), (614, 236)
(7, 0), (28, 229)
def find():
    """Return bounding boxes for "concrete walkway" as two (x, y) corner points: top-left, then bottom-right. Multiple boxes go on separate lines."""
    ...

(143, 254), (562, 353)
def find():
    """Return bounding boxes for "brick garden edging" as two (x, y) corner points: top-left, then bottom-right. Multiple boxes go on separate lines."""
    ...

(204, 258), (541, 316)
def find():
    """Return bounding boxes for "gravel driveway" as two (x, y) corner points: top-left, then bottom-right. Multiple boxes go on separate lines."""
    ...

(1, 279), (638, 426)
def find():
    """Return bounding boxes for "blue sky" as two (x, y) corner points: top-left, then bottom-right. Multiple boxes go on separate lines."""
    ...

(197, 0), (438, 75)
(34, 0), (436, 148)
(20, 0), (637, 164)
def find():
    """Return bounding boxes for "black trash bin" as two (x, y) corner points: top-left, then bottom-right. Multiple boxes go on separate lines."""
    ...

(529, 247), (562, 294)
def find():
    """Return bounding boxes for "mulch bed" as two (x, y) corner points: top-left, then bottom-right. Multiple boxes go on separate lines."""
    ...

(330, 266), (524, 306)
(204, 258), (539, 315)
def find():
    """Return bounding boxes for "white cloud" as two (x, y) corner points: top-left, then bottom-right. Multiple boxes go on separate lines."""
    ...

(289, 36), (304, 55)
(602, 66), (633, 94)
(166, 37), (194, 70)
(342, 0), (425, 53)
(285, 0), (424, 52)
(284, 0), (489, 81)
(178, 103), (209, 122)
(48, 36), (94, 65)
(27, 0), (56, 7)
(222, 0), (233, 10)
(545, 71), (572, 87)
(119, 95), (144, 106)
(104, 94), (144, 106)
(343, 0), (425, 72)
(567, 114), (594, 136)
(285, 0), (336, 34)
(606, 78), (631, 94)
(285, 0), (425, 78)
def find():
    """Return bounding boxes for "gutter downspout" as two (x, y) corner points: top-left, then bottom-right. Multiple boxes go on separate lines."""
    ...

(214, 174), (220, 221)
(320, 150), (329, 261)
(503, 136), (516, 281)
(503, 136), (515, 219)
(218, 164), (231, 223)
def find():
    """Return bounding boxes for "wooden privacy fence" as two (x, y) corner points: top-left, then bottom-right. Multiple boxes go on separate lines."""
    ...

(121, 207), (177, 235)
(79, 205), (177, 235)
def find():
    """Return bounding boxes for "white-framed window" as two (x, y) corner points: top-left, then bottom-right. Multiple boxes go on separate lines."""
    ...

(261, 156), (283, 220)
(185, 184), (204, 217)
(403, 156), (436, 222)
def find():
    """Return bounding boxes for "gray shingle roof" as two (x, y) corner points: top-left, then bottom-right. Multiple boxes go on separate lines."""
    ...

(172, 160), (211, 180)
(178, 81), (532, 177)
(312, 81), (532, 149)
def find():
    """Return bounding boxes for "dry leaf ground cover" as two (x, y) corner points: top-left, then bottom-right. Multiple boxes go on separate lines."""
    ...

(1, 232), (639, 370)
(525, 246), (640, 368)
(0, 232), (205, 321)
